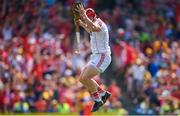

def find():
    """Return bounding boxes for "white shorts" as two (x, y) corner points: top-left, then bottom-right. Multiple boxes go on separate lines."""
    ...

(87, 53), (111, 73)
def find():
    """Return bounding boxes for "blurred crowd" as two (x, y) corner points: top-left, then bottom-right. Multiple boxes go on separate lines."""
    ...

(0, 0), (179, 115)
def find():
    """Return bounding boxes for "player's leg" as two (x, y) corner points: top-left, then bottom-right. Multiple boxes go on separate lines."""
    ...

(79, 65), (103, 112)
(79, 53), (111, 112)
(92, 53), (112, 104)
(79, 65), (101, 99)
(80, 67), (106, 96)
(91, 79), (111, 104)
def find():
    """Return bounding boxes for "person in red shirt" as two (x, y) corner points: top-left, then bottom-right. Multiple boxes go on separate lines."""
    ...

(34, 96), (47, 112)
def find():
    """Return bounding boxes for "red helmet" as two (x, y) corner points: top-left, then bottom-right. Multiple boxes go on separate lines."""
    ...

(85, 8), (96, 18)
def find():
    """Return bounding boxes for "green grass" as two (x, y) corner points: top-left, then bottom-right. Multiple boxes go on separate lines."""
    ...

(0, 112), (119, 116)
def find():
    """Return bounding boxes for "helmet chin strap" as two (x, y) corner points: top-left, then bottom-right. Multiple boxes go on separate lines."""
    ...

(92, 17), (97, 22)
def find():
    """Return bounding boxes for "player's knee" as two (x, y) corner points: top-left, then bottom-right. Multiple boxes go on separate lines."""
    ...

(79, 75), (88, 84)
(79, 76), (85, 84)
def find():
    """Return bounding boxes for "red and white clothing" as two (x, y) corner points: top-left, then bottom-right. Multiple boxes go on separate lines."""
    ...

(89, 18), (111, 54)
(87, 18), (111, 73)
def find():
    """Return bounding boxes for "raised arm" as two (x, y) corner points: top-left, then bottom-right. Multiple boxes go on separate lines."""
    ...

(75, 19), (91, 33)
(74, 5), (101, 32)
(81, 13), (101, 32)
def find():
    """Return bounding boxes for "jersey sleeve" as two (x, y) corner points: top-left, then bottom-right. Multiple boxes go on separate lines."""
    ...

(96, 19), (105, 31)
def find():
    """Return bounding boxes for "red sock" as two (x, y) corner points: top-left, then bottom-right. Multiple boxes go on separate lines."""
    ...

(91, 91), (101, 102)
(97, 87), (106, 96)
